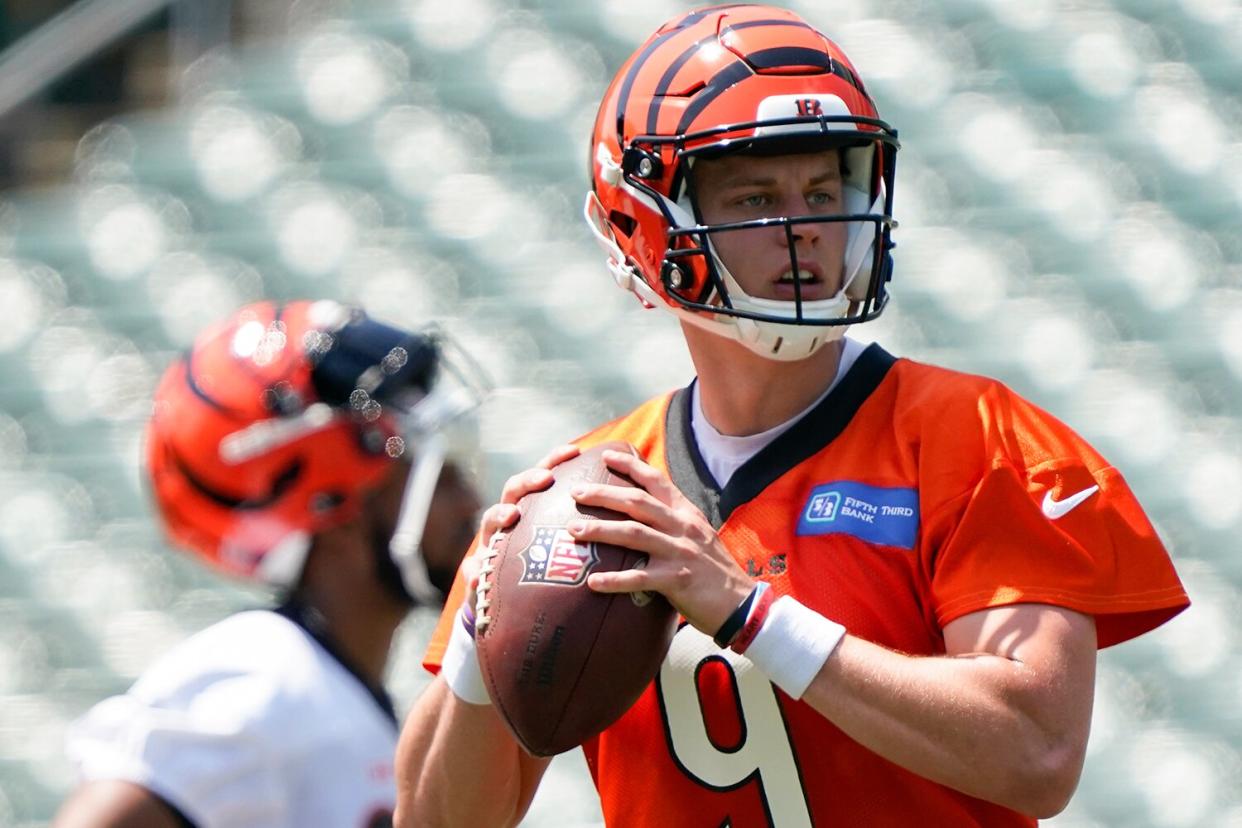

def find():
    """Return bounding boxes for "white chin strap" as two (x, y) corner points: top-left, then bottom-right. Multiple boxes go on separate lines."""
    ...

(388, 430), (447, 604)
(252, 531), (312, 588)
(386, 345), (489, 604)
(583, 178), (885, 363)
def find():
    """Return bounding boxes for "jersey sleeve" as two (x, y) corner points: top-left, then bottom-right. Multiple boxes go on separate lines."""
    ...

(422, 541), (474, 674)
(66, 674), (288, 827)
(919, 381), (1188, 648)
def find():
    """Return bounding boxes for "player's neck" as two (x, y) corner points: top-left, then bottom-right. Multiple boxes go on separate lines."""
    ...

(682, 322), (843, 436)
(295, 560), (407, 688)
(319, 599), (403, 689)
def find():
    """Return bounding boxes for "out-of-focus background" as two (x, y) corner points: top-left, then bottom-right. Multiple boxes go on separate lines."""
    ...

(0, 0), (1237, 825)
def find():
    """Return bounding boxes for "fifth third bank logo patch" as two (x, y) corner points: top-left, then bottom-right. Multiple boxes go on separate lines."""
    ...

(798, 481), (920, 549)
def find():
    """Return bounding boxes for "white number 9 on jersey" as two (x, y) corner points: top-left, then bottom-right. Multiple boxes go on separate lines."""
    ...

(657, 625), (814, 828)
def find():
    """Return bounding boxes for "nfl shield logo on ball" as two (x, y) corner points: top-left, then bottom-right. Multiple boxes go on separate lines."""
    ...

(520, 526), (599, 586)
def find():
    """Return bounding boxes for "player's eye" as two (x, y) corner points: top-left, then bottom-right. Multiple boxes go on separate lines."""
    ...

(736, 193), (771, 209)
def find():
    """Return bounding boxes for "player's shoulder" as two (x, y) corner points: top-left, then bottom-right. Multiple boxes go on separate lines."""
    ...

(884, 352), (1099, 467)
(128, 610), (327, 724)
(888, 353), (1011, 408)
(71, 608), (397, 799)
(885, 353), (1051, 429)
(572, 389), (677, 457)
(140, 610), (319, 678)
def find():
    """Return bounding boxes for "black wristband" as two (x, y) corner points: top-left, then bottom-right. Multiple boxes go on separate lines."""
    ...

(713, 584), (759, 649)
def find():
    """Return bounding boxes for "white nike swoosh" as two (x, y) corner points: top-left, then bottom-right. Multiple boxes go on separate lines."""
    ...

(1041, 485), (1100, 520)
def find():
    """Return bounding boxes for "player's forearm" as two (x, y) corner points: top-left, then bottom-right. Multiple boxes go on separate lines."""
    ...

(801, 634), (1089, 817)
(394, 677), (547, 828)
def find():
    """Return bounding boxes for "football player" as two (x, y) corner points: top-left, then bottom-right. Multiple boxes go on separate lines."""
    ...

(55, 300), (486, 828)
(395, 5), (1190, 826)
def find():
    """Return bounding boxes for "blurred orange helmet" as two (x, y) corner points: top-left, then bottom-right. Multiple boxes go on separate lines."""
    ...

(585, 4), (899, 361)
(146, 299), (477, 599)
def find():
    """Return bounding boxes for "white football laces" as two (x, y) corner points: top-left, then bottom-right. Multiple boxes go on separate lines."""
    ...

(473, 529), (505, 634)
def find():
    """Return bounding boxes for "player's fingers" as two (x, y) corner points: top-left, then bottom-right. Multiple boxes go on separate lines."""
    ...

(499, 467), (556, 505)
(536, 444), (580, 470)
(601, 450), (682, 506)
(570, 483), (677, 531)
(586, 567), (654, 595)
(461, 552), (483, 581)
(478, 502), (520, 539)
(568, 516), (679, 560)
(459, 549), (483, 607)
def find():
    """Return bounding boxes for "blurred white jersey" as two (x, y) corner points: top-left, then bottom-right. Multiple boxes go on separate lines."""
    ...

(66, 608), (398, 828)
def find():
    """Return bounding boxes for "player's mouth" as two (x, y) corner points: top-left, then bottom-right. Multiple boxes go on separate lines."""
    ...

(771, 263), (829, 301)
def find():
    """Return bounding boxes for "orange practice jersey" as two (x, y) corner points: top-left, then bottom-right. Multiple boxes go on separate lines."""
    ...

(425, 344), (1189, 827)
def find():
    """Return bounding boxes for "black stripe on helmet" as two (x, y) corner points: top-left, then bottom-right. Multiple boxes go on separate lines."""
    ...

(671, 47), (874, 136)
(719, 19), (813, 38)
(172, 447), (303, 510)
(617, 4), (757, 144)
(744, 46), (833, 72)
(645, 20), (816, 135)
(646, 36), (715, 134)
(674, 62), (755, 135)
(831, 60), (868, 97)
(183, 355), (249, 420)
(616, 28), (685, 144)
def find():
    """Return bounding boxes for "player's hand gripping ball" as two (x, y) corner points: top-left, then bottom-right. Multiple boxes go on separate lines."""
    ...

(474, 441), (678, 756)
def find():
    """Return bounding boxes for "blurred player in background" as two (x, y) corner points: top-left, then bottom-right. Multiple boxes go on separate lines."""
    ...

(54, 299), (486, 828)
(395, 4), (1189, 826)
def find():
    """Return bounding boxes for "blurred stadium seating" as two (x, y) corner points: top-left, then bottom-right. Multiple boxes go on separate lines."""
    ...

(0, 0), (1238, 825)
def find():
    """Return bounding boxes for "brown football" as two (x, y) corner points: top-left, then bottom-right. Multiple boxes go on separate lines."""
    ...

(474, 440), (678, 756)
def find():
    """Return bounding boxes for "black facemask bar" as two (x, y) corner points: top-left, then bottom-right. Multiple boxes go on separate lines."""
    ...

(662, 211), (894, 325)
(621, 114), (899, 327)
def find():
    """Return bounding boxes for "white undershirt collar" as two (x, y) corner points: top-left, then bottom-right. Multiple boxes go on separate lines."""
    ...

(691, 337), (865, 488)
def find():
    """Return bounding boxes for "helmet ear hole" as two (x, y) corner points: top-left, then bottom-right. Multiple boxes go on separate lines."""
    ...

(609, 210), (637, 238)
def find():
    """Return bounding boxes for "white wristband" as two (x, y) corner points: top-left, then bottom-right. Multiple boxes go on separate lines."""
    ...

(439, 607), (491, 705)
(744, 596), (846, 700)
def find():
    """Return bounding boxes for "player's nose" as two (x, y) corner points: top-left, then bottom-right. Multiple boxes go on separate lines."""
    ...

(788, 214), (822, 248)
(775, 191), (822, 245)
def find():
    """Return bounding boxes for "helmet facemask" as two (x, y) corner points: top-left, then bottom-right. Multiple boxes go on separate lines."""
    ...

(631, 110), (897, 361)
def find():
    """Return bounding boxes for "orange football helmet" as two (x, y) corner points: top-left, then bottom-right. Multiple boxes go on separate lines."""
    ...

(146, 299), (484, 603)
(585, 4), (899, 361)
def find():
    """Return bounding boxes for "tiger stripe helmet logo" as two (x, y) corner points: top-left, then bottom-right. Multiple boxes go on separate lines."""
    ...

(585, 4), (900, 361)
